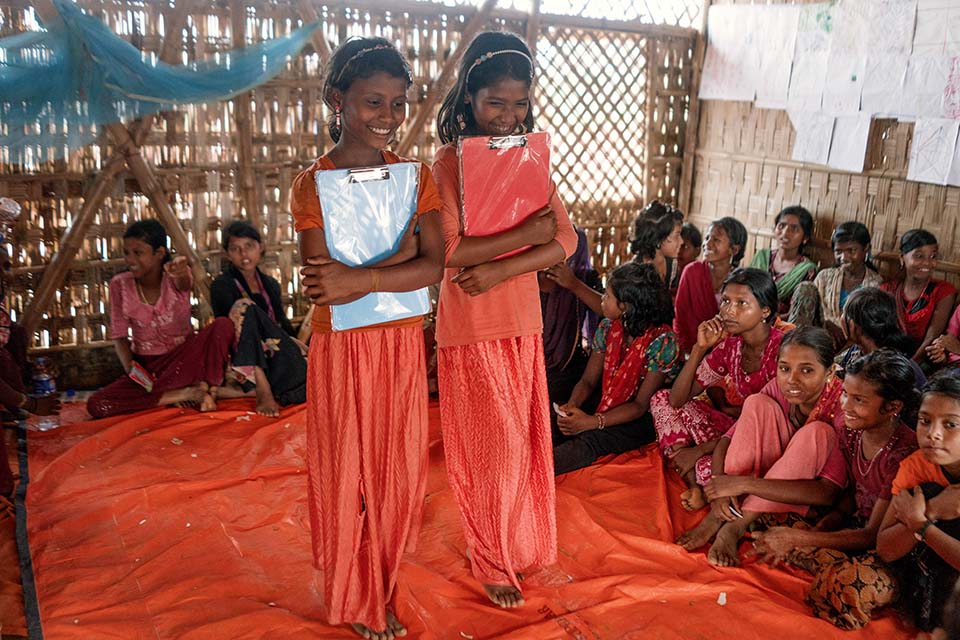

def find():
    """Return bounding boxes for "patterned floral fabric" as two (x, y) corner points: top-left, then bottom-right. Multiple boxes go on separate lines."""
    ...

(592, 319), (679, 413)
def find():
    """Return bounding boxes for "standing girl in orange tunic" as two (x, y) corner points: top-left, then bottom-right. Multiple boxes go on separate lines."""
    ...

(432, 31), (577, 609)
(290, 38), (444, 640)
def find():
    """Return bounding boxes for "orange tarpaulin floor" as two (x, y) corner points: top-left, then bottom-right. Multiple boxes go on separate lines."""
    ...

(7, 399), (915, 639)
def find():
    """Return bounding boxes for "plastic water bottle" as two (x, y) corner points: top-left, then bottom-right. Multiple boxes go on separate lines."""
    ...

(32, 356), (59, 431)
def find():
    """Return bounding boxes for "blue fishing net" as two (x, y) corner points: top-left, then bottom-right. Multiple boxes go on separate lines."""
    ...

(0, 0), (318, 162)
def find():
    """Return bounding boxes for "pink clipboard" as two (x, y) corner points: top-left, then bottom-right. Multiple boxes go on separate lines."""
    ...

(458, 131), (552, 258)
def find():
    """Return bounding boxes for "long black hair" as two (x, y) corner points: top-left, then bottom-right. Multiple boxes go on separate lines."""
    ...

(436, 31), (535, 145)
(780, 325), (835, 368)
(322, 37), (413, 143)
(607, 262), (674, 338)
(922, 371), (960, 405)
(222, 220), (262, 251)
(630, 214), (676, 260)
(900, 228), (939, 255)
(123, 219), (170, 263)
(845, 349), (921, 420)
(843, 287), (915, 355)
(722, 268), (779, 325)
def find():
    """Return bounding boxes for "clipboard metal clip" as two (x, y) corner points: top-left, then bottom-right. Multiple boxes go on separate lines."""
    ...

(348, 166), (390, 183)
(487, 134), (527, 150)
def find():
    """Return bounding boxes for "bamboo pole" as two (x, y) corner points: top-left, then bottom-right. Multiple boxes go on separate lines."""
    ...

(395, 0), (499, 157)
(526, 0), (541, 103)
(677, 0), (711, 214)
(296, 0), (333, 64)
(231, 0), (260, 226)
(644, 37), (658, 202)
(106, 122), (213, 318)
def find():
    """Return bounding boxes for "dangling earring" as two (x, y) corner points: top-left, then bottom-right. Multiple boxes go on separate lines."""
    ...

(334, 105), (342, 130)
(457, 112), (467, 131)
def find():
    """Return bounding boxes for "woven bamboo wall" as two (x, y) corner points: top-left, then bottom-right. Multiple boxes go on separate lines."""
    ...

(686, 0), (960, 285)
(0, 0), (699, 386)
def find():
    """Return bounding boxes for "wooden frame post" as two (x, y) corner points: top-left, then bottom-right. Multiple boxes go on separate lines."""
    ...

(231, 0), (261, 227)
(395, 0), (499, 157)
(677, 0), (711, 214)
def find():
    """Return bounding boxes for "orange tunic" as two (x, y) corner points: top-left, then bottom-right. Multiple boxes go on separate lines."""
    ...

(432, 143), (578, 347)
(432, 141), (576, 587)
(291, 151), (438, 630)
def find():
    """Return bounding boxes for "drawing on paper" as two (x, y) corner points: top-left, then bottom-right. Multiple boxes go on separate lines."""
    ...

(907, 118), (960, 184)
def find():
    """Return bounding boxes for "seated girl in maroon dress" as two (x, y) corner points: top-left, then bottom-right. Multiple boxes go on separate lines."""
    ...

(87, 220), (235, 418)
(652, 268), (784, 511)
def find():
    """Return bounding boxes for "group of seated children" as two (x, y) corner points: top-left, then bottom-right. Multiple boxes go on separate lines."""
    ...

(538, 201), (960, 631)
(85, 219), (306, 420)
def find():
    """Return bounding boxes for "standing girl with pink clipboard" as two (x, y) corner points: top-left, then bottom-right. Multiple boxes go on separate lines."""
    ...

(432, 31), (577, 609)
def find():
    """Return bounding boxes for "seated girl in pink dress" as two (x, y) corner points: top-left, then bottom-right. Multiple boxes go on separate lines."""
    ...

(87, 220), (235, 418)
(673, 217), (748, 355)
(752, 350), (918, 629)
(651, 268), (784, 511)
(677, 327), (847, 567)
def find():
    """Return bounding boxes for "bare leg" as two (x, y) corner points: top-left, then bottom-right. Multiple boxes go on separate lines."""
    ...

(676, 511), (722, 550)
(253, 367), (280, 417)
(158, 384), (207, 408)
(708, 513), (756, 567)
(214, 378), (255, 399)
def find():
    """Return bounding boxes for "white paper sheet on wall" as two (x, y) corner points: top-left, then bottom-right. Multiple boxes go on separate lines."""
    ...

(755, 6), (801, 109)
(827, 114), (873, 172)
(699, 5), (760, 101)
(914, 0), (960, 55)
(823, 52), (866, 115)
(861, 54), (909, 116)
(870, 0), (918, 53)
(906, 117), (960, 184)
(902, 54), (951, 117)
(787, 3), (835, 111)
(790, 110), (836, 165)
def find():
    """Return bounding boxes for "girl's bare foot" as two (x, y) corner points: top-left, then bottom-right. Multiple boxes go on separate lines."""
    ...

(676, 512), (722, 550)
(199, 383), (217, 412)
(708, 522), (743, 567)
(385, 611), (407, 637)
(252, 367), (279, 417)
(350, 623), (394, 640)
(160, 384), (207, 408)
(255, 391), (280, 417)
(483, 583), (524, 608)
(680, 487), (707, 511)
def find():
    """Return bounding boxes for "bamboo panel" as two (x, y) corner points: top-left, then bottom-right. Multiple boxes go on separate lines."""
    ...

(0, 0), (699, 385)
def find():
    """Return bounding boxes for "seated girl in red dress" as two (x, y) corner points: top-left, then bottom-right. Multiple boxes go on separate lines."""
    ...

(87, 220), (234, 418)
(652, 267), (784, 511)
(881, 228), (956, 365)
